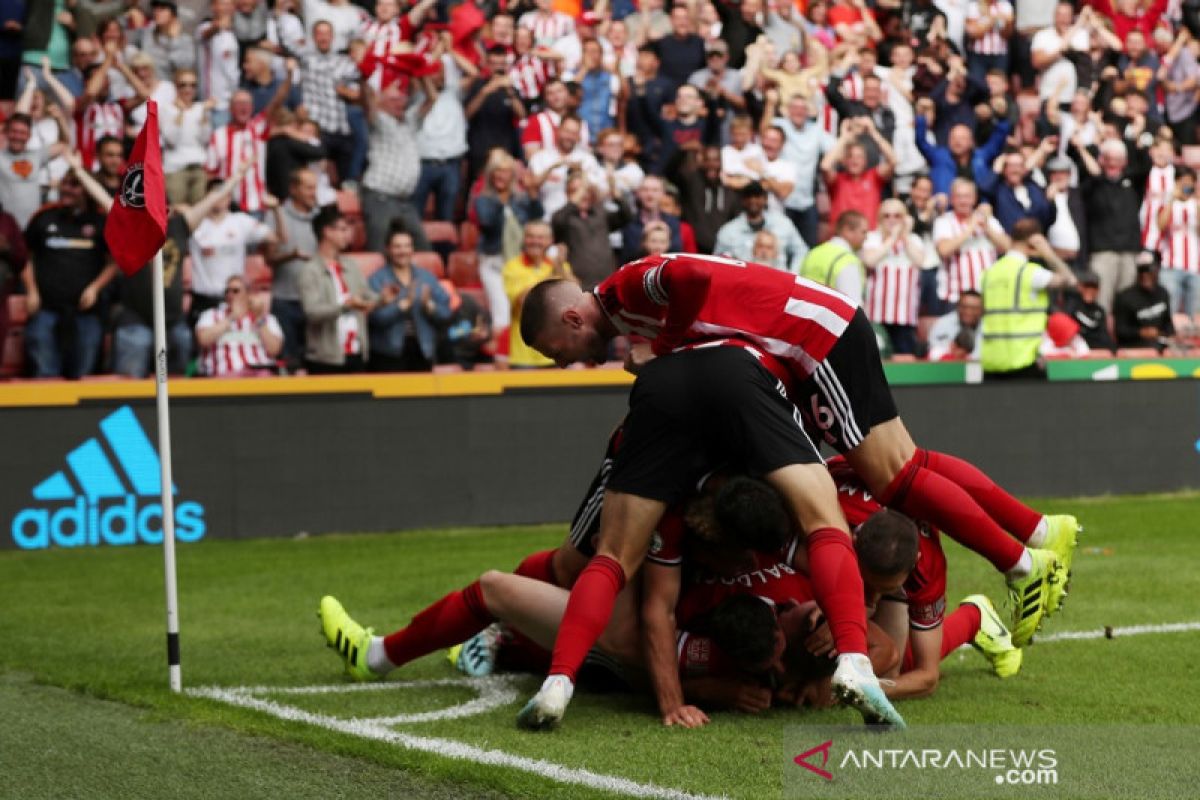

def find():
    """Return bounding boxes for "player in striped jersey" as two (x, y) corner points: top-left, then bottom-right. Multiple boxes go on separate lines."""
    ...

(862, 199), (923, 354)
(933, 178), (1011, 303)
(515, 253), (1075, 728)
(1156, 166), (1200, 316)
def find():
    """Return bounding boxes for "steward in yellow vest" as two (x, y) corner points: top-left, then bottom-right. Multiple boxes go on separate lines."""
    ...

(800, 210), (869, 302)
(980, 219), (1079, 377)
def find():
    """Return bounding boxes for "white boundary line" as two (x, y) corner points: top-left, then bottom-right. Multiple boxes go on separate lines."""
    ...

(1035, 620), (1200, 643)
(187, 677), (728, 800)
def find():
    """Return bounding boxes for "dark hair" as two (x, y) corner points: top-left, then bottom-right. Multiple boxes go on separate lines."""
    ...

(959, 289), (982, 302)
(835, 209), (867, 232)
(854, 510), (919, 577)
(637, 43), (660, 57)
(519, 278), (571, 346)
(707, 595), (779, 669)
(911, 174), (933, 188)
(1177, 165), (1197, 182)
(713, 476), (791, 553)
(486, 44), (508, 57)
(97, 135), (124, 154)
(1010, 217), (1043, 243)
(740, 180), (767, 199)
(289, 166), (315, 187)
(312, 205), (345, 241)
(5, 112), (31, 129)
(953, 329), (977, 353)
(386, 227), (414, 245)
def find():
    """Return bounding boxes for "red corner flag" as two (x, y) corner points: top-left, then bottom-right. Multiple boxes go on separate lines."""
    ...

(105, 100), (168, 276)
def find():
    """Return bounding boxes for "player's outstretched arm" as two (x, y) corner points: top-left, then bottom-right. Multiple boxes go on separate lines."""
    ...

(883, 626), (942, 699)
(643, 562), (709, 728)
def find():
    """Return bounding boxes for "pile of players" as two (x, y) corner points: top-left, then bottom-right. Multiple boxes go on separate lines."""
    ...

(318, 253), (1080, 730)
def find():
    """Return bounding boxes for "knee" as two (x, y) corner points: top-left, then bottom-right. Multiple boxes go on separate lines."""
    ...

(478, 569), (508, 610)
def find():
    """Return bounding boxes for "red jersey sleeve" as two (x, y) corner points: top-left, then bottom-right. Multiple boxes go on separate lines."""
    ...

(647, 505), (686, 566)
(677, 631), (738, 679)
(829, 456), (883, 528)
(905, 526), (948, 630)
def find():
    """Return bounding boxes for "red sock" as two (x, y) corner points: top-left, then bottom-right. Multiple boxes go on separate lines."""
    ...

(382, 581), (492, 667)
(901, 604), (983, 671)
(548, 555), (625, 681)
(880, 458), (1025, 573)
(807, 528), (868, 656)
(921, 450), (1042, 541)
(514, 548), (558, 586)
(497, 629), (551, 673)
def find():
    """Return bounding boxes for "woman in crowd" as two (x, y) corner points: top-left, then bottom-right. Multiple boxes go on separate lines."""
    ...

(472, 148), (543, 333)
(862, 198), (924, 355)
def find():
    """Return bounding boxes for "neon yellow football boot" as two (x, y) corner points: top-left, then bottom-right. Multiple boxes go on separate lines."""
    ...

(1006, 548), (1063, 647)
(318, 595), (378, 682)
(962, 594), (1022, 678)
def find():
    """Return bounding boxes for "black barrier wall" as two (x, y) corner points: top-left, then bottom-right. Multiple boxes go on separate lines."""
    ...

(1, 380), (1197, 549)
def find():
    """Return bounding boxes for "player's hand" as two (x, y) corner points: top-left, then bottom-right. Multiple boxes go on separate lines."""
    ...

(624, 341), (655, 374)
(78, 284), (99, 311)
(662, 704), (710, 728)
(805, 619), (836, 658)
(731, 682), (772, 714)
(25, 290), (41, 317)
(249, 291), (270, 317)
(381, 283), (401, 303)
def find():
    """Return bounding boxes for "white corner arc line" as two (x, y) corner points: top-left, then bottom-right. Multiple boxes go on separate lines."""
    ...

(187, 679), (728, 800)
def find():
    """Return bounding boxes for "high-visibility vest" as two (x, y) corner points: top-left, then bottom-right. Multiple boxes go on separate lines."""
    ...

(980, 253), (1049, 373)
(800, 240), (863, 300)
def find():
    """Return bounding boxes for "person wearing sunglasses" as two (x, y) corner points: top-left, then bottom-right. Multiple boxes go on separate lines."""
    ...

(861, 199), (925, 355)
(161, 68), (212, 205)
(194, 275), (284, 377)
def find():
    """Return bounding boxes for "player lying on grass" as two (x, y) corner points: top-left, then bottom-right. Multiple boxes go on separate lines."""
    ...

(520, 253), (1080, 650)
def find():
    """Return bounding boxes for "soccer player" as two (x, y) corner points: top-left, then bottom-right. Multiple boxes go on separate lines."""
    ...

(514, 338), (907, 730)
(520, 254), (1076, 637)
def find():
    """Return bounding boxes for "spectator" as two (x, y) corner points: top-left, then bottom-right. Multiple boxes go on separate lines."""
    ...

(264, 108), (328, 202)
(1159, 30), (1200, 145)
(654, 83), (717, 175)
(668, 143), (738, 255)
(714, 0), (764, 69)
(964, 0), (1014, 83)
(298, 207), (380, 373)
(267, 167), (322, 369)
(823, 69), (896, 169)
(13, 72), (67, 195)
(410, 50), (472, 223)
(521, 79), (584, 161)
(688, 39), (746, 142)
(527, 115), (606, 221)
(624, 46), (673, 172)
(757, 126), (798, 217)
(800, 209), (867, 299)
(465, 46), (526, 180)
(0, 111), (67, 229)
(914, 113), (1010, 199)
(1139, 137), (1176, 253)
(138, 0), (197, 80)
(20, 0), (74, 80)
(994, 151), (1055, 233)
(473, 149), (544, 333)
(518, 0), (576, 49)
(820, 117), (896, 228)
(197, 0), (241, 129)
(903, 0), (949, 46)
(361, 82), (427, 253)
(1041, 155), (1088, 271)
(206, 81), (291, 216)
(933, 178), (1011, 304)
(367, 229), (452, 372)
(115, 51), (179, 138)
(20, 172), (116, 379)
(188, 180), (277, 321)
(195, 275), (285, 377)
(862, 200), (925, 354)
(1100, 0), (1169, 47)
(1118, 30), (1160, 98)
(715, 181), (807, 273)
(161, 68), (212, 206)
(623, 0), (672, 45)
(1070, 135), (1149, 312)
(657, 6), (706, 88)
(619, 175), (683, 263)
(576, 40), (622, 137)
(762, 92), (835, 248)
(551, 171), (631, 290)
(979, 219), (1078, 378)
(239, 48), (290, 118)
(50, 49), (123, 174)
(751, 229), (785, 270)
(930, 57), (989, 143)
(1030, 3), (1090, 107)
(640, 219), (673, 256)
(1113, 252), (1174, 350)
(927, 289), (984, 360)
(504, 221), (577, 368)
(1155, 166), (1200, 318)
(720, 115), (766, 190)
(508, 28), (563, 118)
(93, 136), (127, 198)
(1064, 271), (1117, 352)
(300, 21), (362, 185)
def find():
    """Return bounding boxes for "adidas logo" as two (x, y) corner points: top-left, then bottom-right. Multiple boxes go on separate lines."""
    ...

(11, 406), (206, 550)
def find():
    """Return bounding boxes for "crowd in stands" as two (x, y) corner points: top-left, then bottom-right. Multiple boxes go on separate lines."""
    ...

(2, 0), (1200, 379)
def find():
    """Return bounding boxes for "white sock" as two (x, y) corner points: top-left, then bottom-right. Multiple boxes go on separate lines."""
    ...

(1026, 517), (1049, 548)
(541, 673), (575, 702)
(1005, 549), (1033, 581)
(366, 636), (395, 675)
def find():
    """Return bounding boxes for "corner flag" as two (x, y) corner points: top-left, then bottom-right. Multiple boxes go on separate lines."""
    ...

(105, 100), (168, 276)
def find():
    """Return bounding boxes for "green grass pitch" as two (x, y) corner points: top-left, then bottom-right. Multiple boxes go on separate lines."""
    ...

(2, 492), (1198, 799)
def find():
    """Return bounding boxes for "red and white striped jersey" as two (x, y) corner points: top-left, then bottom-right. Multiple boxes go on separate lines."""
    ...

(325, 261), (362, 355)
(932, 212), (1004, 302)
(74, 102), (124, 171)
(359, 17), (415, 89)
(1141, 164), (1175, 251)
(1161, 198), (1200, 273)
(205, 115), (270, 213)
(839, 71), (864, 101)
(196, 21), (240, 110)
(593, 253), (860, 379)
(517, 10), (575, 48)
(196, 304), (283, 377)
(520, 109), (590, 152)
(965, 0), (1013, 55)
(863, 231), (921, 326)
(509, 53), (557, 103)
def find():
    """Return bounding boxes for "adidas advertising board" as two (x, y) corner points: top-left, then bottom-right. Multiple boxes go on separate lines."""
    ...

(9, 406), (206, 550)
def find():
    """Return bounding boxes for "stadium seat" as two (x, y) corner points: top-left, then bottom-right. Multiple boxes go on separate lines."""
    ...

(245, 254), (272, 288)
(423, 221), (459, 249)
(1, 322), (24, 378)
(448, 251), (481, 288)
(411, 251), (445, 278)
(1183, 146), (1200, 170)
(1115, 348), (1161, 358)
(6, 293), (28, 326)
(336, 190), (361, 216)
(346, 251), (385, 278)
(433, 363), (464, 374)
(336, 190), (367, 250)
(457, 286), (487, 311)
(459, 221), (479, 252)
(438, 278), (462, 311)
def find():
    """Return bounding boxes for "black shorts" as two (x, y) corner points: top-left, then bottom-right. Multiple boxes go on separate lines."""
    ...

(568, 425), (623, 558)
(607, 346), (823, 505)
(797, 309), (899, 453)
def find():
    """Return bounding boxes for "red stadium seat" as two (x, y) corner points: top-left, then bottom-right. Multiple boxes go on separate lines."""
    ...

(422, 221), (459, 249)
(448, 251), (481, 288)
(244, 254), (272, 289)
(1183, 146), (1200, 170)
(411, 251), (445, 278)
(438, 278), (462, 311)
(459, 221), (479, 252)
(346, 251), (385, 278)
(6, 293), (28, 326)
(1115, 348), (1161, 358)
(336, 190), (362, 216)
(457, 286), (487, 312)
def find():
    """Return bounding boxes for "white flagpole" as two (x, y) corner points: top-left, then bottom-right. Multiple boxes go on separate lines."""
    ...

(152, 248), (182, 692)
